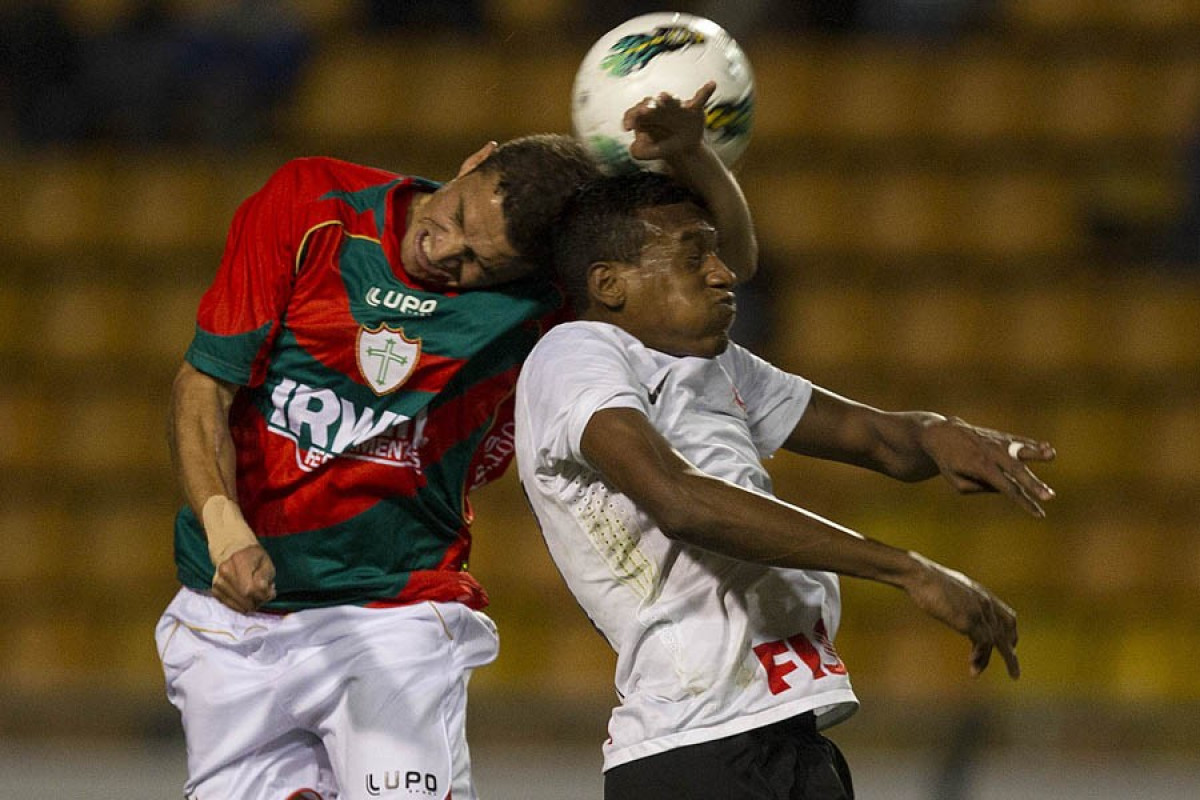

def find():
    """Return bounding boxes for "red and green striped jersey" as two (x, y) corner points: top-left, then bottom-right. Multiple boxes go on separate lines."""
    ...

(174, 156), (564, 611)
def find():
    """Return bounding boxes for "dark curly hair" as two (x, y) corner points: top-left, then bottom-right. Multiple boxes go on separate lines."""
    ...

(552, 171), (707, 314)
(474, 134), (601, 275)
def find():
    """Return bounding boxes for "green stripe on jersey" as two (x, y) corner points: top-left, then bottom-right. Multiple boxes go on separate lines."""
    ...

(337, 235), (558, 356)
(175, 496), (465, 610)
(186, 321), (274, 386)
(322, 178), (437, 239)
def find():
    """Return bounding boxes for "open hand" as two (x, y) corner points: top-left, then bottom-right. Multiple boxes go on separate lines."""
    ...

(905, 552), (1020, 679)
(921, 417), (1056, 517)
(624, 82), (715, 163)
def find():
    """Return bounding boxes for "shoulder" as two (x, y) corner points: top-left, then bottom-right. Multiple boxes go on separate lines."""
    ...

(717, 342), (793, 380)
(265, 156), (410, 196)
(521, 322), (642, 399)
(530, 321), (636, 364)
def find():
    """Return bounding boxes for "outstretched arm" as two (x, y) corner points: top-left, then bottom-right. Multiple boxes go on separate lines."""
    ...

(581, 406), (1021, 679)
(625, 82), (758, 283)
(170, 361), (276, 612)
(784, 387), (1057, 518)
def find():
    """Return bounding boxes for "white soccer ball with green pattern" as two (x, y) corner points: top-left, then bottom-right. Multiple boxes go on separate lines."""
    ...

(571, 12), (755, 174)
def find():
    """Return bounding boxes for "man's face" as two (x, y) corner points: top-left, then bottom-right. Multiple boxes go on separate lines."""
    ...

(617, 202), (737, 358)
(400, 169), (530, 290)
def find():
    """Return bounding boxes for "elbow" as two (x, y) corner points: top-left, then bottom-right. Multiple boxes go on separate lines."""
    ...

(643, 482), (719, 542)
(654, 508), (698, 541)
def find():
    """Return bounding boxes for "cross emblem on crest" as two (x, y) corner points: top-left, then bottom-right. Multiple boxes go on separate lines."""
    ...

(357, 324), (421, 394)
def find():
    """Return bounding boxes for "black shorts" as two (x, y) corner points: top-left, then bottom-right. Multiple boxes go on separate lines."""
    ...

(604, 713), (854, 800)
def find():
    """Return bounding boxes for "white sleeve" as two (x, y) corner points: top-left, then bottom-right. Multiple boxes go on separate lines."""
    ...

(517, 326), (646, 472)
(720, 343), (812, 458)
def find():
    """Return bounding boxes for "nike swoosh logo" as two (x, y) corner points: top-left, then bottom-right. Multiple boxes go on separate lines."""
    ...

(647, 373), (669, 405)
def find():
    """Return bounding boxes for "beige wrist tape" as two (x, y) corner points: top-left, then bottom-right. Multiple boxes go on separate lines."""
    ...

(201, 495), (259, 567)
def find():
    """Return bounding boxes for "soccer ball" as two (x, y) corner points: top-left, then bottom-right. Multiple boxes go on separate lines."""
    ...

(570, 12), (755, 174)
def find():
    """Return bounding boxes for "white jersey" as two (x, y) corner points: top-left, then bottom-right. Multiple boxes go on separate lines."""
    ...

(515, 321), (858, 771)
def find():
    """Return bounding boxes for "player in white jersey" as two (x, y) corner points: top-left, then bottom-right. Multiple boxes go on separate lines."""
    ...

(514, 172), (1056, 799)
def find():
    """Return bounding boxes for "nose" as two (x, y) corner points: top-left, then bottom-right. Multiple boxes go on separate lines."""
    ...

(428, 231), (465, 271)
(705, 255), (735, 287)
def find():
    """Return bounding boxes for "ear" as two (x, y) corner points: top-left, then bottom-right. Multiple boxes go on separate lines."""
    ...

(587, 261), (627, 311)
(456, 141), (498, 178)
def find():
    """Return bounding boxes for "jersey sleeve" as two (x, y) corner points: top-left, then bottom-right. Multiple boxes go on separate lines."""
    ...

(518, 326), (645, 472)
(721, 343), (812, 459)
(185, 160), (313, 387)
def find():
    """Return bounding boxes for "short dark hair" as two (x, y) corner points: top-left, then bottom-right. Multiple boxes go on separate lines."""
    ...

(553, 171), (705, 313)
(475, 134), (601, 274)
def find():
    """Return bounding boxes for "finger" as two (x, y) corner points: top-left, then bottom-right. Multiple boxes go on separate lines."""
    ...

(996, 637), (1021, 680)
(984, 595), (1020, 679)
(1008, 439), (1056, 463)
(249, 559), (276, 606)
(1004, 440), (1057, 501)
(622, 97), (656, 130)
(946, 473), (995, 495)
(211, 577), (250, 614)
(685, 81), (717, 108)
(654, 91), (682, 109)
(246, 587), (273, 611)
(253, 575), (277, 605)
(256, 571), (276, 596)
(1009, 462), (1056, 505)
(969, 640), (992, 677)
(999, 469), (1048, 518)
(966, 457), (1043, 516)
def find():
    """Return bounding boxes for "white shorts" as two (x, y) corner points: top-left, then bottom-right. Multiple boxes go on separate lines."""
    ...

(156, 588), (499, 800)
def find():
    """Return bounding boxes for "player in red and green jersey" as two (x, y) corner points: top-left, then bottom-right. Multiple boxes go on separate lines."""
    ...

(172, 149), (577, 613)
(157, 86), (754, 800)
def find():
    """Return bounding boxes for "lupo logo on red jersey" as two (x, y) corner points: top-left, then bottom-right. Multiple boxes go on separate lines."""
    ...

(268, 378), (427, 472)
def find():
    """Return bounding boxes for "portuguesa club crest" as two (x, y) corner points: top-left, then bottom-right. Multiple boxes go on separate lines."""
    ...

(357, 324), (421, 395)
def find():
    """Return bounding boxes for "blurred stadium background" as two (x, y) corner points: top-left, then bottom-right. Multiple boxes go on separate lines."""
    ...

(1, 0), (1199, 797)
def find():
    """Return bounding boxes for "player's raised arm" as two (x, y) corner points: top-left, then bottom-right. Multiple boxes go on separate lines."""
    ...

(783, 386), (1057, 519)
(579, 405), (1020, 679)
(624, 82), (758, 283)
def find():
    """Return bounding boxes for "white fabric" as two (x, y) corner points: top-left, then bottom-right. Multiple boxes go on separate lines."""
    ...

(156, 588), (498, 800)
(515, 321), (858, 771)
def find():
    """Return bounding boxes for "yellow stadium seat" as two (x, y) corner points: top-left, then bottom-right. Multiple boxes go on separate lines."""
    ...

(773, 284), (882, 369)
(743, 168), (849, 257)
(0, 505), (72, 584)
(37, 389), (169, 475)
(1005, 0), (1125, 32)
(854, 172), (962, 256)
(934, 47), (1038, 140)
(1107, 280), (1200, 371)
(962, 171), (1079, 256)
(1044, 403), (1135, 483)
(112, 157), (225, 250)
(888, 288), (988, 369)
(809, 45), (931, 140)
(0, 284), (21, 357)
(1145, 404), (1200, 485)
(38, 283), (136, 362)
(130, 284), (206, 365)
(3, 616), (93, 692)
(85, 505), (177, 587)
(1002, 284), (1102, 371)
(0, 385), (53, 472)
(17, 156), (111, 250)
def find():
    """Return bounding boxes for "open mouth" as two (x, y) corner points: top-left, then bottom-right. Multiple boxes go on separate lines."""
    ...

(413, 230), (454, 285)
